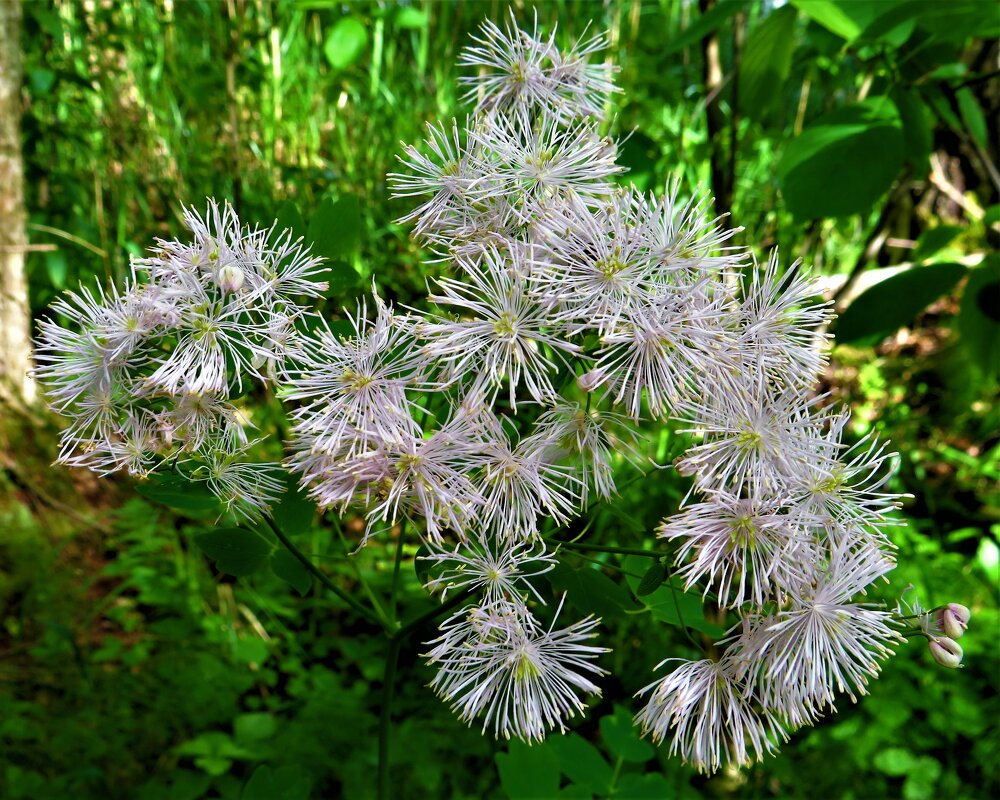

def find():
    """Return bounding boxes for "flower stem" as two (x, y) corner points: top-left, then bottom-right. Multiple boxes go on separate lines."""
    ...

(262, 515), (383, 628)
(376, 588), (473, 800)
(552, 539), (664, 558)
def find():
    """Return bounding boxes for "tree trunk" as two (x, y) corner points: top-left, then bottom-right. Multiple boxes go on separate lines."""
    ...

(0, 0), (35, 405)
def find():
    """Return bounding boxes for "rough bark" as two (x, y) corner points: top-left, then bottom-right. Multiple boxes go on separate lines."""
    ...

(0, 0), (35, 404)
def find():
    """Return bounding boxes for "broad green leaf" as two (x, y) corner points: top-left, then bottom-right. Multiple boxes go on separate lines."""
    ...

(778, 98), (903, 220)
(615, 773), (675, 799)
(274, 199), (307, 243)
(858, 0), (1000, 44)
(664, 0), (749, 55)
(548, 733), (613, 795)
(270, 549), (312, 596)
(496, 740), (561, 800)
(234, 713), (278, 743)
(622, 556), (724, 636)
(242, 765), (313, 800)
(136, 476), (221, 514)
(912, 225), (963, 262)
(196, 528), (275, 577)
(636, 561), (667, 597)
(739, 6), (798, 123)
(956, 87), (988, 149)
(395, 7), (427, 29)
(599, 705), (654, 763)
(44, 250), (68, 289)
(836, 262), (967, 344)
(890, 87), (932, 177)
(873, 746), (918, 776)
(546, 561), (638, 619)
(957, 258), (1000, 377)
(272, 475), (315, 536)
(790, 0), (859, 40)
(324, 17), (368, 71)
(308, 194), (362, 260)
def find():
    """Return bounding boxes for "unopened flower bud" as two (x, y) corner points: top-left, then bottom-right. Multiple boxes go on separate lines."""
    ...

(577, 368), (607, 393)
(217, 264), (245, 292)
(928, 636), (963, 669)
(936, 603), (970, 639)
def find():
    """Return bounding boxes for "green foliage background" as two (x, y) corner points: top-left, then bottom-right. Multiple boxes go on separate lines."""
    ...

(2, 1), (998, 798)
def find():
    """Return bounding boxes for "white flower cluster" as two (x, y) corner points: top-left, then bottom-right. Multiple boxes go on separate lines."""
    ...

(35, 201), (326, 519)
(33, 12), (926, 773)
(340, 14), (902, 764)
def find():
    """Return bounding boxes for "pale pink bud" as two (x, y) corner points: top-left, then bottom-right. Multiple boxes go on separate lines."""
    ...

(577, 369), (607, 393)
(217, 264), (245, 292)
(936, 603), (970, 639)
(928, 636), (963, 669)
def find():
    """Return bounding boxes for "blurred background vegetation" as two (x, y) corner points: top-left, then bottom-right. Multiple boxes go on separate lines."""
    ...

(1, 0), (998, 798)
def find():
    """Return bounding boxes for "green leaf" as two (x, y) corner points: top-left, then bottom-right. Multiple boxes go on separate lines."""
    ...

(274, 199), (307, 243)
(272, 475), (315, 536)
(956, 87), (988, 149)
(622, 556), (724, 636)
(873, 746), (919, 776)
(545, 562), (638, 619)
(778, 98), (903, 220)
(858, 0), (1000, 44)
(912, 225), (963, 262)
(615, 773), (675, 799)
(270, 549), (312, 596)
(234, 713), (278, 744)
(242, 765), (313, 800)
(195, 528), (274, 577)
(136, 476), (221, 514)
(308, 194), (362, 259)
(790, 0), (859, 40)
(636, 561), (667, 597)
(324, 17), (368, 71)
(664, 0), (749, 55)
(548, 734), (613, 795)
(957, 258), (1000, 377)
(890, 87), (932, 177)
(395, 7), (427, 29)
(496, 740), (561, 800)
(44, 250), (68, 290)
(599, 705), (654, 763)
(836, 262), (968, 344)
(739, 6), (798, 123)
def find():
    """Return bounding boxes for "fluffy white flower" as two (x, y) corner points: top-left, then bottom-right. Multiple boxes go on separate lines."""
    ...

(635, 656), (785, 773)
(426, 597), (608, 742)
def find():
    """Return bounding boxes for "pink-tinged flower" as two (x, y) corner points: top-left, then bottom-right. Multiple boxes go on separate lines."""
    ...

(283, 292), (422, 454)
(593, 293), (733, 419)
(658, 494), (817, 610)
(676, 378), (834, 497)
(476, 430), (584, 540)
(389, 119), (478, 235)
(458, 12), (619, 120)
(737, 252), (832, 388)
(425, 597), (608, 742)
(635, 656), (786, 773)
(421, 532), (557, 607)
(418, 246), (580, 408)
(523, 402), (641, 504)
(471, 110), (621, 210)
(732, 543), (902, 718)
(928, 636), (963, 669)
(936, 603), (971, 639)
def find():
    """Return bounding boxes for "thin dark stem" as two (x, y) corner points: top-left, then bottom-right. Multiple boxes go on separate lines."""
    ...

(262, 515), (382, 627)
(376, 637), (401, 800)
(388, 521), (407, 625)
(552, 539), (665, 559)
(376, 588), (473, 800)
